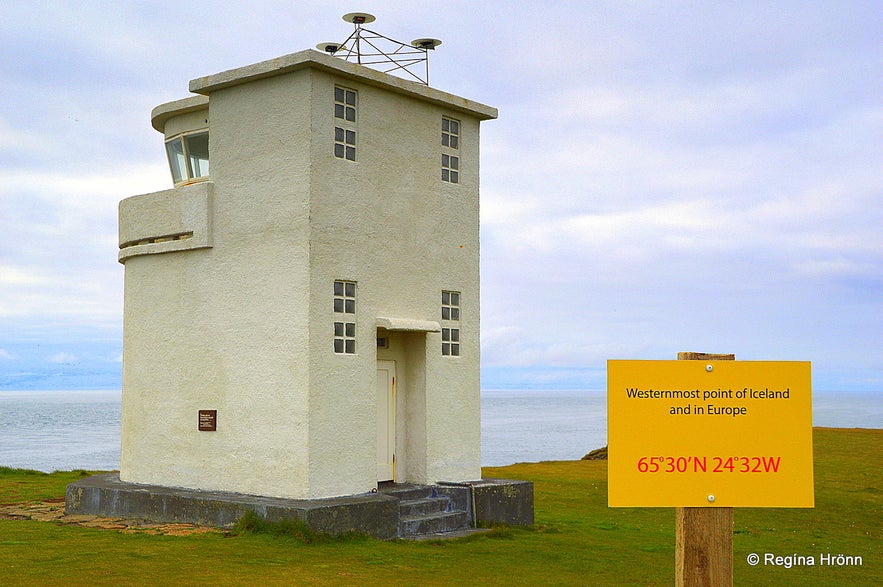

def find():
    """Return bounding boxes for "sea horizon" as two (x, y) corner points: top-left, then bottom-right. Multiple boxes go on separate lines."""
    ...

(1, 388), (880, 472)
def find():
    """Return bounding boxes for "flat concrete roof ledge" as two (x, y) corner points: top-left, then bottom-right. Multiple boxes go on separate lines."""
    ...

(188, 49), (497, 120)
(376, 317), (441, 332)
(150, 95), (210, 132)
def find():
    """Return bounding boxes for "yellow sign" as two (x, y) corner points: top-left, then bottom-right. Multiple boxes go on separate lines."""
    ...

(608, 360), (813, 507)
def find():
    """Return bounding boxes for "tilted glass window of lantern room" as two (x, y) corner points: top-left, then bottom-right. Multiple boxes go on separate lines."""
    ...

(165, 132), (209, 185)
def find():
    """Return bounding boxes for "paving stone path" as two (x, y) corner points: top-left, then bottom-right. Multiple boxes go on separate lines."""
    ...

(0, 498), (222, 536)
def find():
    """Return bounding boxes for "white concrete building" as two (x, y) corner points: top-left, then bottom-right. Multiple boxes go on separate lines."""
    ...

(118, 49), (497, 500)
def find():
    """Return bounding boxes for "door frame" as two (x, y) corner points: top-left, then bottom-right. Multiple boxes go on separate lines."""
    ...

(376, 360), (396, 482)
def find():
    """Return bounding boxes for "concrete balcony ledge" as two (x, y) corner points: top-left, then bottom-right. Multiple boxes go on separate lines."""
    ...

(118, 181), (213, 263)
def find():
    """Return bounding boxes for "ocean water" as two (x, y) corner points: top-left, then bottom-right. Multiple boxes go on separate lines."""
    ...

(0, 389), (880, 472)
(0, 390), (121, 473)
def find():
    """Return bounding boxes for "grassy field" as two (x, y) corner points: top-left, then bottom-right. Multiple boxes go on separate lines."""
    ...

(1, 428), (880, 586)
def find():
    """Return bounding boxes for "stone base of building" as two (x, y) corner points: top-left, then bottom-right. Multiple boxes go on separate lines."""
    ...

(65, 474), (533, 540)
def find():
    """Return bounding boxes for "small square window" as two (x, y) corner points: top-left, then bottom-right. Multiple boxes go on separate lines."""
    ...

(442, 116), (460, 150)
(442, 290), (460, 322)
(334, 88), (357, 160)
(441, 291), (461, 356)
(334, 88), (357, 121)
(334, 321), (356, 354)
(333, 281), (357, 354)
(442, 327), (460, 357)
(333, 280), (356, 314)
(334, 127), (357, 161)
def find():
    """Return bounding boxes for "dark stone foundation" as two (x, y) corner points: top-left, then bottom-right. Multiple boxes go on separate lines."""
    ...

(65, 474), (533, 539)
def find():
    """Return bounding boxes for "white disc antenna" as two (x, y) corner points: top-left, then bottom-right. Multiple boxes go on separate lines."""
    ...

(318, 13), (441, 85)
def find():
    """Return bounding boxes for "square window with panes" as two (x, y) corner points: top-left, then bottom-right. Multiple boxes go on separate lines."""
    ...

(442, 117), (460, 149)
(334, 321), (356, 354)
(441, 290), (460, 321)
(334, 87), (357, 161)
(334, 127), (356, 161)
(333, 280), (356, 314)
(442, 327), (460, 357)
(334, 87), (356, 122)
(441, 291), (461, 356)
(333, 281), (356, 354)
(442, 153), (459, 183)
(441, 117), (460, 183)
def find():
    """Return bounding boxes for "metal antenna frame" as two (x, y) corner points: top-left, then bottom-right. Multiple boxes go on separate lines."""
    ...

(319, 14), (440, 85)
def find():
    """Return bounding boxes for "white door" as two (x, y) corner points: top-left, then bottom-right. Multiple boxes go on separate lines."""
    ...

(376, 360), (396, 481)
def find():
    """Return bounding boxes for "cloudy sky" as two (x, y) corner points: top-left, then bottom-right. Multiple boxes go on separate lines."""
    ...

(1, 1), (880, 392)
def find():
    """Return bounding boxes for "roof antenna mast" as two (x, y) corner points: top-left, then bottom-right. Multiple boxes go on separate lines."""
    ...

(316, 13), (442, 85)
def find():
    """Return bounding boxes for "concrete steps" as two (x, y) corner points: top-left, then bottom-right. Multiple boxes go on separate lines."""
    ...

(400, 508), (469, 537)
(379, 484), (472, 539)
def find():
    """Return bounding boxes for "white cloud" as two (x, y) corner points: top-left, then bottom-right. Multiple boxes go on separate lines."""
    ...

(0, 349), (13, 360)
(48, 353), (77, 365)
(0, 1), (880, 391)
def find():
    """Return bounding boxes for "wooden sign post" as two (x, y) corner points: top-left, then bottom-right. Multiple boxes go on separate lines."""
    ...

(676, 352), (734, 587)
(607, 354), (813, 587)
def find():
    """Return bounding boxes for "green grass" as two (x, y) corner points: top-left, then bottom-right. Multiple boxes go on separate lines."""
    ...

(0, 467), (92, 505)
(1, 428), (880, 586)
